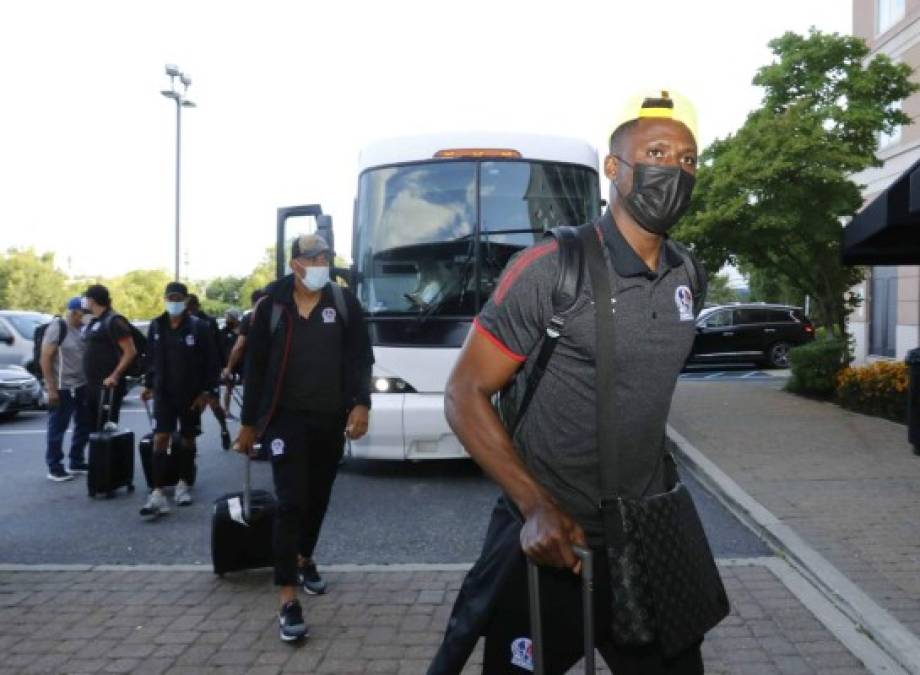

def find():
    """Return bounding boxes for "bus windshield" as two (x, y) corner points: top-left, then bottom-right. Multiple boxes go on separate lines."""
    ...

(354, 159), (599, 318)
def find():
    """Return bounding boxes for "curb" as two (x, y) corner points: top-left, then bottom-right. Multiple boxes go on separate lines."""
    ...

(668, 423), (920, 675)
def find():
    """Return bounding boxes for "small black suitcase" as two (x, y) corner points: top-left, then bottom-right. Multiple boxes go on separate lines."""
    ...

(87, 390), (135, 498)
(138, 401), (191, 490)
(527, 546), (595, 675)
(211, 453), (276, 576)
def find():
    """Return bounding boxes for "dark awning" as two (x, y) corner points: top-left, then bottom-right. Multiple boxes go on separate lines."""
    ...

(843, 155), (920, 265)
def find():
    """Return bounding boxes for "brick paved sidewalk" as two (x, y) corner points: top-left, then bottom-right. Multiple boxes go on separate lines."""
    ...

(0, 562), (868, 674)
(669, 379), (920, 640)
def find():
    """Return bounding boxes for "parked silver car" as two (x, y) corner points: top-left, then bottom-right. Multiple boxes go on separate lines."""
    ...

(0, 310), (53, 371)
(0, 365), (41, 420)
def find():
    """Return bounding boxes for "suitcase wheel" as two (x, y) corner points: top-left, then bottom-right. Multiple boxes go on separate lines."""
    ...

(105, 491), (116, 499)
(88, 490), (96, 498)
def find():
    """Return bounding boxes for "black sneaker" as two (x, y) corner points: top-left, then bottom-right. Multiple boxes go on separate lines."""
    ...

(68, 461), (90, 475)
(278, 600), (308, 642)
(298, 561), (327, 595)
(47, 466), (74, 482)
(220, 428), (231, 451)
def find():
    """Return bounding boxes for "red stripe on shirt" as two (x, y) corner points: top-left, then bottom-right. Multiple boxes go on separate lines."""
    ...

(473, 317), (526, 363)
(493, 240), (559, 305)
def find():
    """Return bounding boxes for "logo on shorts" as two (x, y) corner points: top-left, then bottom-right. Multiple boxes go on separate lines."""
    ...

(675, 285), (694, 321)
(510, 637), (533, 671)
(271, 438), (285, 456)
(185, 334), (196, 346)
(322, 308), (337, 324)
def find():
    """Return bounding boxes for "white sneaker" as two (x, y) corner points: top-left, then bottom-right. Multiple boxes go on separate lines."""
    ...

(174, 481), (193, 506)
(139, 490), (171, 518)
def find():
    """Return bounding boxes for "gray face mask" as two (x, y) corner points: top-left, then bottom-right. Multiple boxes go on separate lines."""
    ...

(614, 156), (696, 235)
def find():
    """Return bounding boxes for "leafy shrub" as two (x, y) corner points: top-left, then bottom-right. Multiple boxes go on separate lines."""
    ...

(836, 361), (908, 423)
(786, 339), (849, 397)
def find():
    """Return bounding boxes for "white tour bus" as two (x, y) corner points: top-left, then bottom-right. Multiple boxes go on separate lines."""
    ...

(346, 132), (601, 460)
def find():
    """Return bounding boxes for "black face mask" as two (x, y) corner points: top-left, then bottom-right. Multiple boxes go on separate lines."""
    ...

(614, 157), (696, 235)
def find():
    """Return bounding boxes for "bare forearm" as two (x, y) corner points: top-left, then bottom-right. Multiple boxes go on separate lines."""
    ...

(40, 351), (56, 391)
(445, 382), (551, 517)
(227, 338), (245, 372)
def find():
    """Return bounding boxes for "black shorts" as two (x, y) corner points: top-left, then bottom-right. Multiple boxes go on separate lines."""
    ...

(153, 397), (202, 437)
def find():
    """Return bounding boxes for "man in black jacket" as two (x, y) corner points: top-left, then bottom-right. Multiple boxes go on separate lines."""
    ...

(140, 281), (220, 518)
(236, 233), (373, 643)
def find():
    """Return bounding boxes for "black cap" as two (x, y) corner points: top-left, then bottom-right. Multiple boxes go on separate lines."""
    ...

(164, 281), (188, 297)
(84, 284), (111, 307)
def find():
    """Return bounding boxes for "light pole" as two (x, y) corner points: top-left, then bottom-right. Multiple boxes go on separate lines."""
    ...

(161, 64), (196, 281)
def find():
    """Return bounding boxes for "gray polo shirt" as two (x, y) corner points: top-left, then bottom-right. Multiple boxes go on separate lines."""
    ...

(42, 319), (87, 390)
(476, 212), (705, 543)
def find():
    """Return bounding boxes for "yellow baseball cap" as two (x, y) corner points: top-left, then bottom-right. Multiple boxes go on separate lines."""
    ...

(611, 89), (698, 144)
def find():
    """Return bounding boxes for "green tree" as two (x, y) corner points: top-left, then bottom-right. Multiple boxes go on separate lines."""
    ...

(206, 276), (246, 307)
(706, 273), (740, 305)
(0, 248), (68, 313)
(106, 269), (174, 321)
(674, 29), (917, 338)
(240, 248), (275, 310)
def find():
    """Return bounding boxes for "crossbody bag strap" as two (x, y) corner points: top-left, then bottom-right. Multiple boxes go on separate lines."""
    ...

(580, 223), (621, 500)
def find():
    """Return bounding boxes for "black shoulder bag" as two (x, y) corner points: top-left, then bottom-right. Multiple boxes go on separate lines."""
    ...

(581, 224), (730, 658)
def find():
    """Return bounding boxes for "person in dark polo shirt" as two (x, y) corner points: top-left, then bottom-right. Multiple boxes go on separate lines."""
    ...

(429, 91), (710, 675)
(81, 284), (136, 432)
(139, 281), (220, 518)
(236, 233), (374, 643)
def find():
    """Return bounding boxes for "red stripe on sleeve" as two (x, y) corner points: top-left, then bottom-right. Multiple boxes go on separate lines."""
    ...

(473, 318), (526, 363)
(493, 240), (558, 305)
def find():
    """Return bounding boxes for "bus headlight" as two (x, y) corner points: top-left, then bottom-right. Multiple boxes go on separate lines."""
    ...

(373, 377), (415, 393)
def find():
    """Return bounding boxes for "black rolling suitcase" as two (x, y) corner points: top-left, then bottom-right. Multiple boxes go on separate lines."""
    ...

(527, 546), (595, 675)
(211, 452), (276, 576)
(87, 389), (135, 498)
(138, 400), (189, 490)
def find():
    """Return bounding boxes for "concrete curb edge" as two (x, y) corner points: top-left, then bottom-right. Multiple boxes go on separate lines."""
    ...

(667, 423), (920, 675)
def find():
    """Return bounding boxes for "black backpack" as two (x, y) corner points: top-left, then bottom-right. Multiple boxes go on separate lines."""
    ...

(500, 224), (704, 436)
(102, 313), (150, 379)
(29, 316), (67, 381)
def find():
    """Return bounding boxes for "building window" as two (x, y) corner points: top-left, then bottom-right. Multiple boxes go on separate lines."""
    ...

(877, 0), (906, 35)
(869, 266), (898, 357)
(878, 101), (902, 149)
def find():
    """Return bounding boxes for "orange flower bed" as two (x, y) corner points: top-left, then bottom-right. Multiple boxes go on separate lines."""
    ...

(836, 361), (908, 422)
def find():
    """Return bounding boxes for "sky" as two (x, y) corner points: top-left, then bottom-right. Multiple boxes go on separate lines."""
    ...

(0, 0), (852, 284)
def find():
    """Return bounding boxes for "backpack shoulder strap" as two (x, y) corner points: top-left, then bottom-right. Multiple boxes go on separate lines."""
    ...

(54, 316), (67, 345)
(507, 225), (586, 437)
(270, 303), (284, 335)
(330, 283), (349, 328)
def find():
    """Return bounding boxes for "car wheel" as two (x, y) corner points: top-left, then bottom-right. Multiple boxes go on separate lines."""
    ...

(0, 411), (18, 421)
(767, 341), (793, 369)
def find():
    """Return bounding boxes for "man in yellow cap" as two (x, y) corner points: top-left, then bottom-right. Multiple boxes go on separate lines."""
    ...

(428, 91), (719, 674)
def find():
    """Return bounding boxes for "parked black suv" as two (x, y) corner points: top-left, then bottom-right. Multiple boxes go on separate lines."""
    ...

(688, 303), (815, 369)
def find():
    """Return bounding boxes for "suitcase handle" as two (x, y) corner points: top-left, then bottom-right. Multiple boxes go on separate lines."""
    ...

(142, 398), (154, 431)
(527, 545), (594, 675)
(96, 387), (115, 430)
(242, 446), (261, 522)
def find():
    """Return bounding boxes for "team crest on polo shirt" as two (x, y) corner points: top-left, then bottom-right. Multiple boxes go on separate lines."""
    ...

(271, 438), (285, 456)
(675, 285), (694, 321)
(510, 637), (533, 671)
(322, 308), (337, 324)
(185, 334), (196, 346)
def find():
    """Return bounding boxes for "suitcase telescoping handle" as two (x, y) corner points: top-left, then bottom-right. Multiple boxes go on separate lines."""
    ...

(242, 445), (261, 522)
(96, 387), (115, 430)
(527, 545), (594, 675)
(142, 398), (154, 431)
